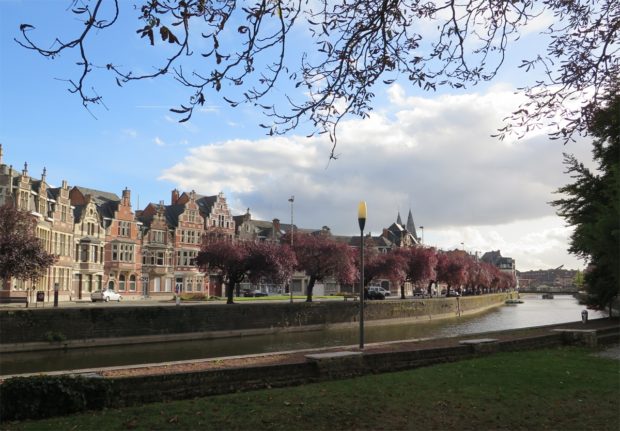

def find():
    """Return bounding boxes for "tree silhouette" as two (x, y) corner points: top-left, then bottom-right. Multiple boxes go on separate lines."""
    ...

(16, 1), (619, 156)
(551, 91), (620, 315)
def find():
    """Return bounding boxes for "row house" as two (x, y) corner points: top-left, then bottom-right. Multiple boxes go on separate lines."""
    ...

(70, 185), (144, 299)
(0, 146), (74, 302)
(139, 190), (210, 297)
(69, 187), (112, 299)
(138, 202), (176, 297)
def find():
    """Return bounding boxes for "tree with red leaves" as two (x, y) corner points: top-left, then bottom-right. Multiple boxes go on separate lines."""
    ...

(196, 240), (295, 304)
(292, 233), (353, 302)
(396, 246), (437, 299)
(436, 250), (470, 295)
(196, 240), (248, 304)
(0, 204), (56, 289)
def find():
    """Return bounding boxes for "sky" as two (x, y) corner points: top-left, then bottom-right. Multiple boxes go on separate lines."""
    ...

(0, 1), (596, 271)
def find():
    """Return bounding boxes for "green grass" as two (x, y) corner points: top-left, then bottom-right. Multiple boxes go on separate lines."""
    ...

(3, 348), (619, 431)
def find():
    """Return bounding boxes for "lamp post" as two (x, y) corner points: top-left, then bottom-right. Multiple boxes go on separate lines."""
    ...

(288, 195), (294, 304)
(419, 225), (424, 244)
(358, 201), (367, 349)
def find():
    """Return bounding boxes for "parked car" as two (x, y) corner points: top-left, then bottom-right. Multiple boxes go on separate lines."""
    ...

(368, 286), (391, 297)
(365, 288), (385, 300)
(91, 289), (122, 302)
(243, 289), (268, 297)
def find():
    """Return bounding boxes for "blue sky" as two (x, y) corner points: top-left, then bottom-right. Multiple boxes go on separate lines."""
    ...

(0, 0), (595, 271)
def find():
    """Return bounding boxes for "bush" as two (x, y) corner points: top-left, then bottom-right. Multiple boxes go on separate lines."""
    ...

(0, 375), (113, 421)
(180, 293), (206, 301)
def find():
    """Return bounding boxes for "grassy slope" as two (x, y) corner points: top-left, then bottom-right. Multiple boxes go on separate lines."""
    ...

(3, 347), (619, 431)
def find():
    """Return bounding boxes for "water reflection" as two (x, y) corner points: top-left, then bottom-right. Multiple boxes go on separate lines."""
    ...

(0, 295), (603, 375)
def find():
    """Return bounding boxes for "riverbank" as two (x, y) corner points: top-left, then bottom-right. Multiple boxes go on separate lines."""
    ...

(1, 318), (618, 425)
(3, 347), (619, 431)
(0, 293), (514, 353)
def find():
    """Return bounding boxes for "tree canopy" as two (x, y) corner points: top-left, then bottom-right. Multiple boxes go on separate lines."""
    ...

(551, 90), (620, 315)
(196, 239), (295, 303)
(291, 233), (354, 302)
(16, 0), (619, 157)
(0, 204), (56, 287)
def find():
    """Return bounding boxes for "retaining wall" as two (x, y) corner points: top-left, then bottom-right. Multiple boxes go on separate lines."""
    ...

(0, 293), (513, 347)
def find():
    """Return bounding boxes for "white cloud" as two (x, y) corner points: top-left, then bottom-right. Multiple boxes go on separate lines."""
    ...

(154, 137), (166, 147)
(159, 85), (593, 271)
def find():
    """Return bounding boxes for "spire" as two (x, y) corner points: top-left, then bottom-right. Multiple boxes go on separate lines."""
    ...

(0, 144), (3, 164)
(396, 211), (403, 226)
(406, 209), (419, 240)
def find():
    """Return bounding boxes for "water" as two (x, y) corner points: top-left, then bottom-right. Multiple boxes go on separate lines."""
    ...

(0, 295), (604, 376)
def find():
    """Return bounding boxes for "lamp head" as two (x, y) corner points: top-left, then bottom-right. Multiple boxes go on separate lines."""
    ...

(358, 201), (367, 231)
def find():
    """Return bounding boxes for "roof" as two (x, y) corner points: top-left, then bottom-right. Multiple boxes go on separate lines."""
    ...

(164, 204), (185, 228)
(73, 186), (121, 205)
(196, 195), (217, 217)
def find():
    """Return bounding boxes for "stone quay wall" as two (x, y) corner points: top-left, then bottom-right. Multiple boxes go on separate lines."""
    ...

(0, 293), (514, 348)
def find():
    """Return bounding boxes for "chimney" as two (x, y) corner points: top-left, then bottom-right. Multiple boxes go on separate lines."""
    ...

(61, 179), (68, 189)
(122, 188), (131, 206)
(171, 189), (179, 205)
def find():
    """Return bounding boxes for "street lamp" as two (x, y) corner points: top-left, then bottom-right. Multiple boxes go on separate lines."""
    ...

(358, 201), (367, 349)
(288, 195), (294, 304)
(419, 225), (424, 244)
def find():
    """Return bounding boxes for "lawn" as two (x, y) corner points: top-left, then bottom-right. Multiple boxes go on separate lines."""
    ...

(2, 347), (619, 430)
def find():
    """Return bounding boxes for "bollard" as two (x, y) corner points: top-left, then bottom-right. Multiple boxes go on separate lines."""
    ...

(581, 309), (588, 324)
(176, 294), (181, 306)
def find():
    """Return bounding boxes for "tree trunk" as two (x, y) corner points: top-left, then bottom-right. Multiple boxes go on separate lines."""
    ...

(400, 282), (405, 299)
(427, 280), (434, 295)
(306, 275), (316, 302)
(226, 281), (234, 304)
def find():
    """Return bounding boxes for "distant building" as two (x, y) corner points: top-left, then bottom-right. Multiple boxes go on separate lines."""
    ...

(480, 250), (517, 285)
(517, 266), (579, 291)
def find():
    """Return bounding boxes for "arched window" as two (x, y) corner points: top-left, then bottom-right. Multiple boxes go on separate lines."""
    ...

(129, 275), (136, 292)
(118, 274), (126, 291)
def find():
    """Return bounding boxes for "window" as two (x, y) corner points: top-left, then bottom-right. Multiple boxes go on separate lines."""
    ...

(165, 278), (172, 292)
(118, 221), (130, 237)
(186, 278), (193, 292)
(152, 230), (165, 243)
(112, 243), (134, 262)
(157, 251), (165, 266)
(129, 275), (136, 292)
(176, 250), (197, 266)
(154, 277), (161, 292)
(118, 274), (126, 291)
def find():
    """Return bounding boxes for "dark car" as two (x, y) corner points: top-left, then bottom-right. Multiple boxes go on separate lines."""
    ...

(365, 288), (385, 300)
(243, 289), (268, 297)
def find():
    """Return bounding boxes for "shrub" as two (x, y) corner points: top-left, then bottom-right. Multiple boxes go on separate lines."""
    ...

(0, 375), (113, 421)
(180, 293), (206, 301)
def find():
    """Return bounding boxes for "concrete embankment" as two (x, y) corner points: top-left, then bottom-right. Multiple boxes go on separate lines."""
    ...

(0, 293), (515, 353)
(1, 318), (617, 422)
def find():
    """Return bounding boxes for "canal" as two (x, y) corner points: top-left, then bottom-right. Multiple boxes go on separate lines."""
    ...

(0, 294), (604, 375)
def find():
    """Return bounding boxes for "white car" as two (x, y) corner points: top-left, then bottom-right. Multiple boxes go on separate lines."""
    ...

(91, 289), (122, 302)
(368, 286), (391, 297)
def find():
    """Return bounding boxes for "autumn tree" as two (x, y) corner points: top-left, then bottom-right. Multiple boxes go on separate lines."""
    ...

(396, 246), (437, 298)
(292, 233), (353, 302)
(551, 91), (620, 315)
(435, 250), (469, 295)
(196, 240), (248, 304)
(196, 239), (295, 304)
(17, 1), (618, 156)
(0, 204), (56, 289)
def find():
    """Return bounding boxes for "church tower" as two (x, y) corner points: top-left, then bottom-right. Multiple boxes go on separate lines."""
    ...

(406, 209), (419, 242)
